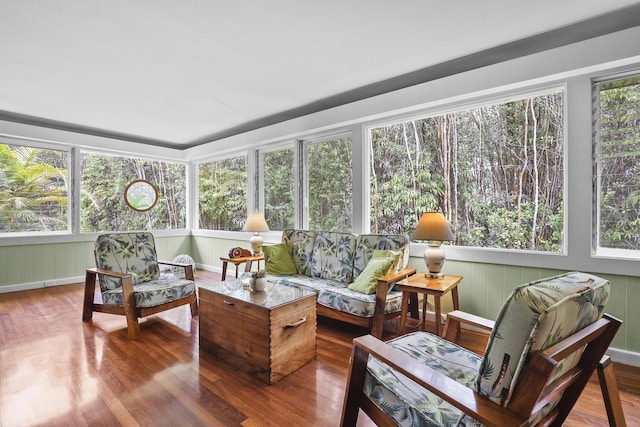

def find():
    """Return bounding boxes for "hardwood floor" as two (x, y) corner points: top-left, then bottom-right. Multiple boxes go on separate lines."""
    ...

(1, 270), (639, 426)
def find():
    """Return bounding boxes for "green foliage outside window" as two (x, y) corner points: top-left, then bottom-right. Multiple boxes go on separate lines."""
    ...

(597, 75), (640, 250)
(81, 153), (186, 232)
(0, 143), (68, 232)
(198, 156), (247, 231)
(370, 91), (565, 252)
(263, 149), (294, 231)
(307, 137), (352, 232)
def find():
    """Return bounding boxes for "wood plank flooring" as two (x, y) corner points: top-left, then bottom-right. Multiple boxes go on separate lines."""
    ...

(1, 270), (639, 426)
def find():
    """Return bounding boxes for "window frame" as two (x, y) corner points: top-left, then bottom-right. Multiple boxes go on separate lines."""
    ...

(78, 149), (189, 233)
(0, 135), (73, 237)
(257, 141), (297, 230)
(301, 131), (353, 232)
(194, 151), (249, 232)
(592, 69), (640, 261)
(363, 85), (568, 254)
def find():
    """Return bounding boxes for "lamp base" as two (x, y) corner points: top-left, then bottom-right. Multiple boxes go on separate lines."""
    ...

(249, 232), (263, 255)
(424, 243), (445, 279)
(424, 272), (444, 279)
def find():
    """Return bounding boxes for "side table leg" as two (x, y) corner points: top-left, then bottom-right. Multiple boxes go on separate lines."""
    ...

(451, 287), (460, 334)
(399, 292), (410, 335)
(434, 296), (442, 337)
(221, 261), (228, 281)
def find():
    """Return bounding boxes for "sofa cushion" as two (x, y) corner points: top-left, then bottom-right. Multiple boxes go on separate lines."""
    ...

(309, 231), (357, 284)
(263, 243), (297, 275)
(353, 234), (409, 280)
(317, 286), (404, 317)
(348, 252), (397, 294)
(282, 229), (317, 276)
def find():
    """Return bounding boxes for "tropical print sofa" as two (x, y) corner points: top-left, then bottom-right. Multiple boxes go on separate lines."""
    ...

(256, 229), (414, 338)
(363, 271), (610, 426)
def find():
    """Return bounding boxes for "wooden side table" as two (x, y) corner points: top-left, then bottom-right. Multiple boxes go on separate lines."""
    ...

(219, 255), (263, 280)
(396, 274), (462, 336)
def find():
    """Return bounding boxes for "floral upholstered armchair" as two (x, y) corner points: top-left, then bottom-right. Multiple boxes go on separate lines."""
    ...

(82, 232), (198, 339)
(341, 272), (624, 426)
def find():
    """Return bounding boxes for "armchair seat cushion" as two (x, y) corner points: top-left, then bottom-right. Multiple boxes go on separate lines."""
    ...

(102, 278), (196, 308)
(365, 331), (481, 426)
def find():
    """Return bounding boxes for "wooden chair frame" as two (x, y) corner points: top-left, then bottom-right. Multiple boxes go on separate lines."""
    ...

(82, 260), (199, 340)
(341, 311), (624, 427)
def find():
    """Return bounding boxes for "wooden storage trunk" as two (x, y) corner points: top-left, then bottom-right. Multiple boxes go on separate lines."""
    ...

(199, 280), (317, 384)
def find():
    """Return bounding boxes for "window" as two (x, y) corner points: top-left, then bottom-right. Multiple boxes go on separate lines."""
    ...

(305, 136), (353, 232)
(0, 141), (69, 233)
(81, 153), (186, 232)
(198, 155), (247, 231)
(369, 90), (565, 252)
(594, 74), (640, 253)
(262, 148), (295, 231)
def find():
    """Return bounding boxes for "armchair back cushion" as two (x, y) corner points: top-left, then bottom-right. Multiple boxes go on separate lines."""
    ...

(476, 271), (610, 407)
(94, 232), (160, 291)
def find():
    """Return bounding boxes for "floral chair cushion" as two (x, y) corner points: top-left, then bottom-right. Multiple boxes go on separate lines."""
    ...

(309, 231), (357, 284)
(94, 232), (160, 291)
(353, 234), (409, 280)
(475, 272), (610, 409)
(282, 229), (318, 276)
(102, 278), (196, 308)
(365, 331), (481, 426)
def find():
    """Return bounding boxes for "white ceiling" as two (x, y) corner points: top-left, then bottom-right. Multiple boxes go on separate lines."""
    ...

(1, 1), (640, 149)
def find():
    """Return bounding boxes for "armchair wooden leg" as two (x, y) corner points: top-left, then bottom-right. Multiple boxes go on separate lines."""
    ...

(189, 298), (199, 317)
(82, 270), (97, 322)
(340, 340), (369, 426)
(598, 355), (627, 427)
(121, 276), (140, 340)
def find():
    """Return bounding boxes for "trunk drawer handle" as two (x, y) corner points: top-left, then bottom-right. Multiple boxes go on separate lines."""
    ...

(284, 317), (307, 329)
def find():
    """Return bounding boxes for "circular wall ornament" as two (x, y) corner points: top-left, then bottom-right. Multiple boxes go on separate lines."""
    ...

(124, 179), (158, 212)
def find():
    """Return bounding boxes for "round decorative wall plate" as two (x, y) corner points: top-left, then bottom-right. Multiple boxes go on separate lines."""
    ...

(124, 179), (158, 212)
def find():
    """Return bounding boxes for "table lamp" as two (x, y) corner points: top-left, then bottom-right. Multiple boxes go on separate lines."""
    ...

(412, 212), (454, 278)
(243, 212), (270, 255)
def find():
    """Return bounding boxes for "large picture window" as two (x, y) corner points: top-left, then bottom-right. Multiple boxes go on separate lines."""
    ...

(595, 73), (640, 254)
(81, 153), (186, 232)
(369, 90), (565, 252)
(306, 136), (352, 232)
(198, 156), (247, 231)
(262, 148), (295, 231)
(0, 141), (69, 233)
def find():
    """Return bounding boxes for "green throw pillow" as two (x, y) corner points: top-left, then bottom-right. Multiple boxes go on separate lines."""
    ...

(348, 254), (396, 294)
(372, 249), (403, 273)
(263, 243), (297, 275)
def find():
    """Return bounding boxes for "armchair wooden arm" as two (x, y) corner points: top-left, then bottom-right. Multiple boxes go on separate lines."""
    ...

(443, 309), (495, 341)
(341, 314), (622, 427)
(158, 260), (195, 280)
(341, 334), (526, 427)
(371, 268), (416, 338)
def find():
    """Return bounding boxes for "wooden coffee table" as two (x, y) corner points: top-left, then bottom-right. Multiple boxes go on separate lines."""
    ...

(199, 278), (317, 384)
